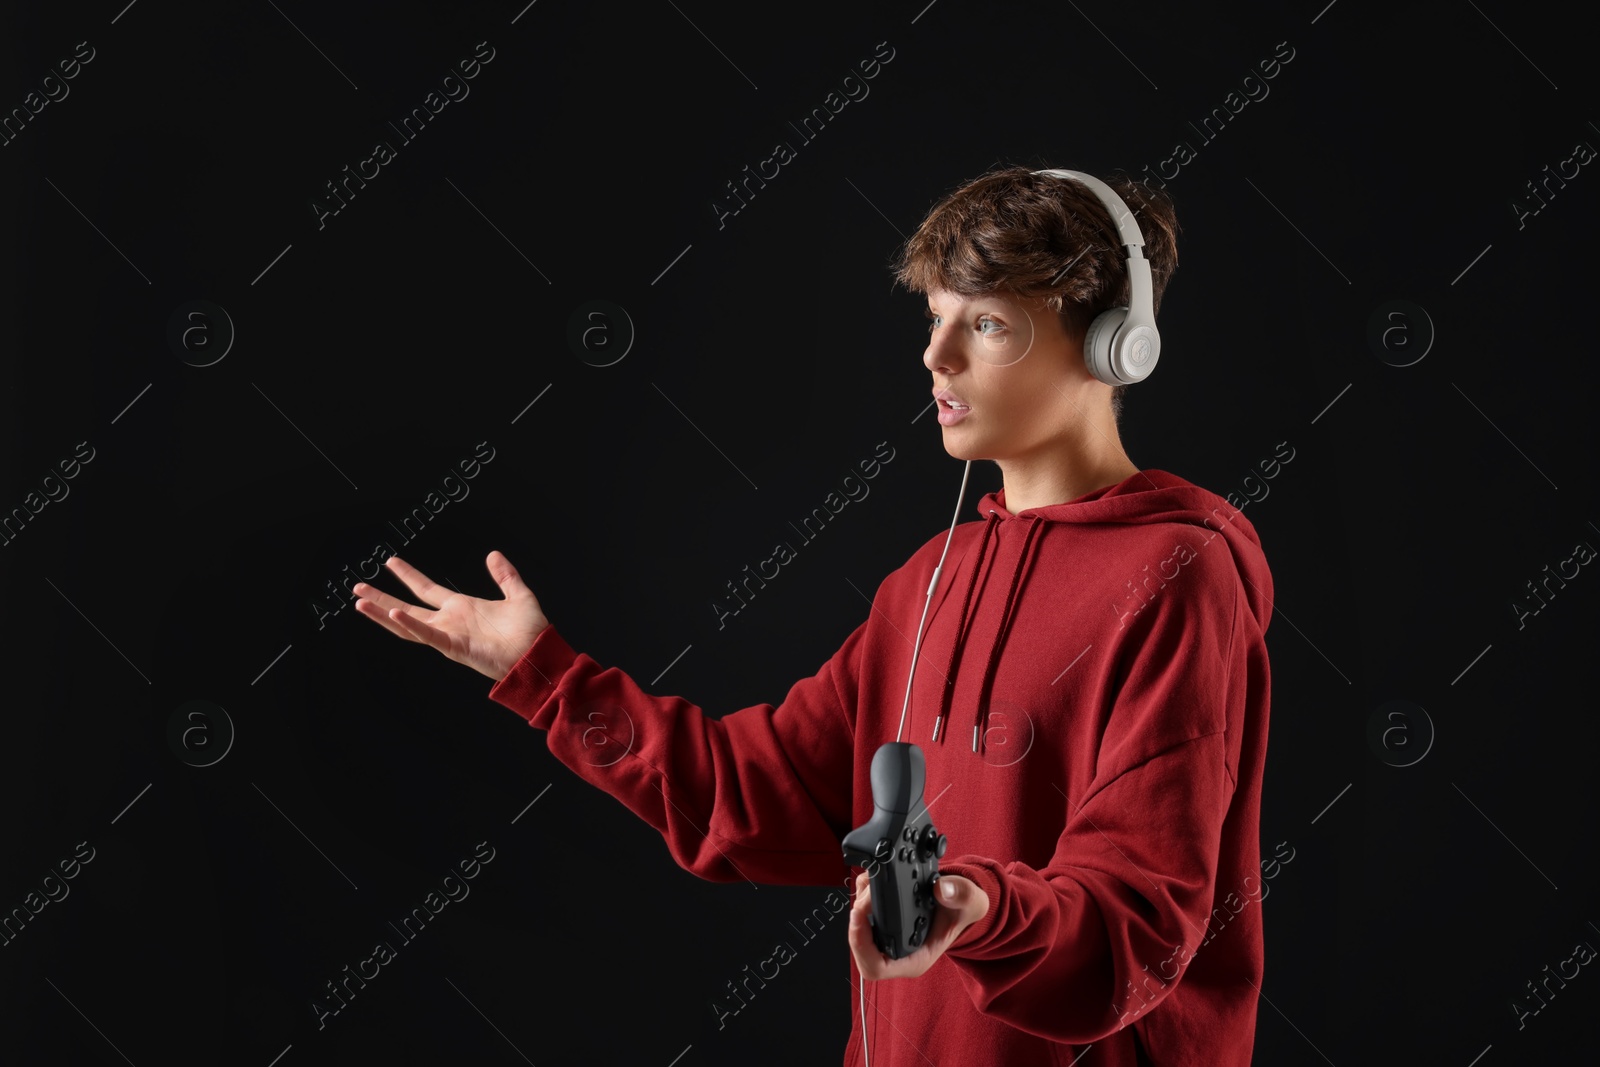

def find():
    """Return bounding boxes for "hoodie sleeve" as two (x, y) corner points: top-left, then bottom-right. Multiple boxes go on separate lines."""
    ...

(486, 622), (861, 886)
(938, 570), (1246, 1042)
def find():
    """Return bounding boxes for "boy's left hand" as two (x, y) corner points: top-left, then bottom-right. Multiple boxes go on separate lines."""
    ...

(848, 871), (990, 979)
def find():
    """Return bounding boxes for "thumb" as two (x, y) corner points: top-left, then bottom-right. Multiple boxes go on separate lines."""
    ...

(939, 876), (962, 904)
(486, 550), (530, 594)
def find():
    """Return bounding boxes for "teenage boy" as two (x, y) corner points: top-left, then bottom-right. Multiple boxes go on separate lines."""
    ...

(354, 164), (1274, 1066)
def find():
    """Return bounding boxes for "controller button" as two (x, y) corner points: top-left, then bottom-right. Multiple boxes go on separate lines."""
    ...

(903, 826), (916, 842)
(936, 834), (948, 858)
(874, 838), (893, 860)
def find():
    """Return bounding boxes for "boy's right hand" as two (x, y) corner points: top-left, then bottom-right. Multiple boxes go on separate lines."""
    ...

(353, 550), (549, 682)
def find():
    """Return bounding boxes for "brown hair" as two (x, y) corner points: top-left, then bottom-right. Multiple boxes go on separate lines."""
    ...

(891, 164), (1180, 422)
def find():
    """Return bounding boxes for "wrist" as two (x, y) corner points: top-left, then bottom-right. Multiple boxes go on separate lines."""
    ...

(496, 622), (549, 682)
(487, 624), (580, 729)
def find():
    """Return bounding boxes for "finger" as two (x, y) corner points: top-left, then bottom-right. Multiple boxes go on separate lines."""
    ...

(352, 596), (424, 643)
(923, 887), (979, 955)
(385, 605), (452, 654)
(936, 875), (988, 925)
(351, 581), (427, 620)
(384, 555), (449, 609)
(485, 550), (531, 598)
(353, 583), (437, 641)
(847, 897), (884, 980)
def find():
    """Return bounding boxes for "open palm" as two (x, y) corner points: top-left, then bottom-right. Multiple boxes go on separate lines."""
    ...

(352, 551), (549, 681)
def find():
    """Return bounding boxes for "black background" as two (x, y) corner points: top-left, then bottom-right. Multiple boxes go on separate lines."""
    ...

(2, 0), (1596, 1063)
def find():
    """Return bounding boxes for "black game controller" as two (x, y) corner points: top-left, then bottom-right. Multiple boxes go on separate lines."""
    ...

(842, 742), (949, 959)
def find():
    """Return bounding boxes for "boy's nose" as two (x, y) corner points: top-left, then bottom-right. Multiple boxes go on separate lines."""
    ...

(923, 335), (963, 373)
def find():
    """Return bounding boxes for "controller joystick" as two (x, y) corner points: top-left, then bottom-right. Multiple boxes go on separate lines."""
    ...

(841, 742), (948, 959)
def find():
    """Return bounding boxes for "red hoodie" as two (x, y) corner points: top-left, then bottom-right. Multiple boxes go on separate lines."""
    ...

(488, 468), (1274, 1065)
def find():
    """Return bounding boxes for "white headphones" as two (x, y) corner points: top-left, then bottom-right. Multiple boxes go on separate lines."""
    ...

(1032, 169), (1161, 387)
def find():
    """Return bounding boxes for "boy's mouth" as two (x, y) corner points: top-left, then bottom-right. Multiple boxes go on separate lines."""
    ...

(935, 395), (972, 426)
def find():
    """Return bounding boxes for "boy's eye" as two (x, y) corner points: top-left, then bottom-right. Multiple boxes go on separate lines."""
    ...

(925, 315), (1002, 333)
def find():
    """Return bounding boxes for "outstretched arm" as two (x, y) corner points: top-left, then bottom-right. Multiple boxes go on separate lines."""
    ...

(354, 549), (865, 886)
(487, 622), (864, 886)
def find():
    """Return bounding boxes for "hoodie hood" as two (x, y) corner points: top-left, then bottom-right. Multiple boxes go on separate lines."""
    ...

(929, 468), (1274, 751)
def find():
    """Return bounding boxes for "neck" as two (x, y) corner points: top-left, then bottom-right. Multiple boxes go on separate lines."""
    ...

(997, 424), (1139, 514)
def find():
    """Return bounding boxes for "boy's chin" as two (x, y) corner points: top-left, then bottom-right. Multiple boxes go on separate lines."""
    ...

(939, 438), (988, 462)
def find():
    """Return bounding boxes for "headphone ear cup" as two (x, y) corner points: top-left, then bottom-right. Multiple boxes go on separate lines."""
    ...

(1082, 308), (1126, 387)
(1115, 324), (1159, 385)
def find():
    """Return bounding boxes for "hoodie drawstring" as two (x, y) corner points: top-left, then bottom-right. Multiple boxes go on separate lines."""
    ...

(931, 513), (1047, 753)
(972, 516), (1045, 753)
(933, 513), (998, 744)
